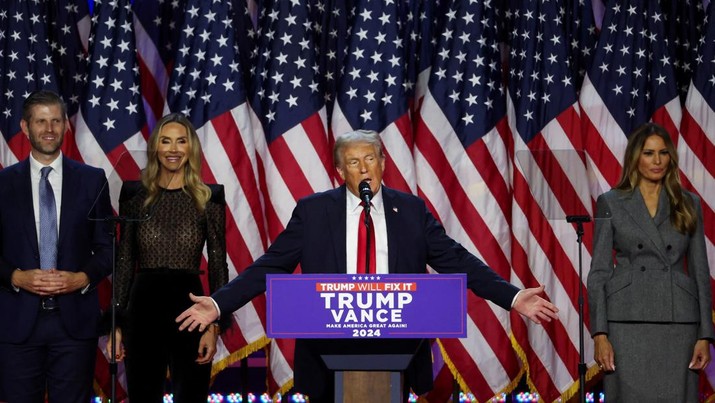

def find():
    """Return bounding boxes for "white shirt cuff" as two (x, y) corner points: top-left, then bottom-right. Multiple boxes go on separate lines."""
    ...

(511, 289), (524, 308)
(210, 297), (222, 319)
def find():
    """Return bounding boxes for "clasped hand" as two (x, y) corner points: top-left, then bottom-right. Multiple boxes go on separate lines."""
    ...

(11, 268), (89, 296)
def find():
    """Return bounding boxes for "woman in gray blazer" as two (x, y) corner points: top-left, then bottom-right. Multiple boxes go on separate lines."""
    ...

(587, 123), (714, 402)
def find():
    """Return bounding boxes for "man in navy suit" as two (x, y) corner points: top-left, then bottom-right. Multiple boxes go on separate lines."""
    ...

(0, 90), (113, 402)
(177, 129), (559, 400)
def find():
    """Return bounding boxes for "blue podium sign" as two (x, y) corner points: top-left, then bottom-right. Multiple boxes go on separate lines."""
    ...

(266, 274), (467, 339)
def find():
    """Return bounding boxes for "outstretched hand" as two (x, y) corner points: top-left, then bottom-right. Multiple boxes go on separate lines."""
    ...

(512, 285), (559, 325)
(176, 293), (219, 332)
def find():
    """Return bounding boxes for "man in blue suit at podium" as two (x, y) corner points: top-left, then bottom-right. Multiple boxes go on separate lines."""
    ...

(0, 90), (113, 402)
(177, 129), (559, 401)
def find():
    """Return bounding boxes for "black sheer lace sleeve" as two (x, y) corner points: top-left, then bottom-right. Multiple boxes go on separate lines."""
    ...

(115, 188), (143, 317)
(205, 197), (228, 294)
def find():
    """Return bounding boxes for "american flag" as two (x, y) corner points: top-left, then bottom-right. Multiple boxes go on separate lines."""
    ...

(0, 0), (62, 167)
(165, 0), (286, 394)
(247, 0), (337, 393)
(662, 0), (706, 102)
(564, 0), (599, 92)
(76, 0), (146, 210)
(681, 2), (715, 399)
(46, 0), (91, 161)
(414, 0), (520, 400)
(132, 0), (185, 127)
(7, 0), (715, 401)
(505, 1), (594, 400)
(332, 0), (416, 193)
(75, 0), (148, 397)
(579, 0), (682, 196)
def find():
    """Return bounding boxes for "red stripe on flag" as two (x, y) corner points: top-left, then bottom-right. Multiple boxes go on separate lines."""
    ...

(302, 112), (333, 177)
(681, 110), (715, 180)
(680, 175), (715, 247)
(211, 112), (269, 251)
(651, 106), (680, 144)
(7, 133), (30, 162)
(439, 336), (501, 400)
(382, 113), (415, 194)
(581, 113), (622, 188)
(414, 117), (511, 275)
(382, 148), (411, 194)
(268, 136), (314, 201)
(136, 54), (168, 124)
(465, 118), (511, 217)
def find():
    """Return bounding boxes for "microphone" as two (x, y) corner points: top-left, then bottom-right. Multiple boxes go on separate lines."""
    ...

(358, 180), (373, 211)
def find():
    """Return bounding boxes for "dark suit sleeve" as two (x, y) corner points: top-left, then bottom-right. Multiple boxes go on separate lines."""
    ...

(421, 203), (519, 310)
(212, 197), (306, 315)
(82, 168), (114, 288)
(115, 182), (142, 316)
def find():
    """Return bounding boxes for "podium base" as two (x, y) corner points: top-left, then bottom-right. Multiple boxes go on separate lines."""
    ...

(335, 371), (403, 403)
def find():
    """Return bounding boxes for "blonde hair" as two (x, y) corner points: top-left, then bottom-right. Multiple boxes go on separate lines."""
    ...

(142, 113), (211, 212)
(333, 129), (384, 167)
(615, 122), (696, 234)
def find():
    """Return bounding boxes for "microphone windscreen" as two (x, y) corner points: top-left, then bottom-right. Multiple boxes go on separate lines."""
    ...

(358, 180), (373, 200)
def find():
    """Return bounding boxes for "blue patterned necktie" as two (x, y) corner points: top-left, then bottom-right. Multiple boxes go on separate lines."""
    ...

(39, 166), (57, 269)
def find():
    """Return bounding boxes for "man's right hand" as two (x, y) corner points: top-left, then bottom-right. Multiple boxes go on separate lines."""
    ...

(176, 293), (219, 332)
(11, 269), (62, 295)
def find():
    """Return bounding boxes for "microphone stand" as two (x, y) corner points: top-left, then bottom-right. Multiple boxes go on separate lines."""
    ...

(566, 215), (591, 403)
(105, 190), (159, 402)
(104, 215), (124, 403)
(363, 204), (372, 274)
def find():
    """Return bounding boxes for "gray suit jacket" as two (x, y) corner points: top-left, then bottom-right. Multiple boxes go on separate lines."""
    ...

(587, 188), (714, 340)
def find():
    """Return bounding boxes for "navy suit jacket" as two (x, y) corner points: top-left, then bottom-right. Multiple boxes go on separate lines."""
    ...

(213, 185), (518, 395)
(0, 157), (113, 343)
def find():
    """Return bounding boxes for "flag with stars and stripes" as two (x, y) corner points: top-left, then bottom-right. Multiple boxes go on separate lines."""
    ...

(332, 0), (416, 194)
(414, 0), (521, 400)
(246, 0), (336, 393)
(46, 0), (91, 161)
(75, 0), (147, 211)
(165, 0), (277, 393)
(0, 1), (63, 167)
(680, 2), (715, 399)
(579, 0), (682, 197)
(74, 1), (148, 397)
(132, 0), (186, 127)
(505, 0), (595, 400)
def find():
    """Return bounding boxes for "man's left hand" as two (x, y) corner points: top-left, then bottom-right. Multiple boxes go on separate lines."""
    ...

(40, 269), (90, 295)
(512, 285), (559, 325)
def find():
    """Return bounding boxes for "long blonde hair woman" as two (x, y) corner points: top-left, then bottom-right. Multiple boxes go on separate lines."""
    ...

(141, 113), (211, 211)
(110, 113), (228, 402)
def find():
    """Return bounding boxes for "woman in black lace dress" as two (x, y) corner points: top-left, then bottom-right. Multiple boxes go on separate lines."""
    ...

(108, 113), (228, 402)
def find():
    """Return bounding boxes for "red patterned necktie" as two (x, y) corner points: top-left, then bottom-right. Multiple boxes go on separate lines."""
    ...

(356, 202), (376, 274)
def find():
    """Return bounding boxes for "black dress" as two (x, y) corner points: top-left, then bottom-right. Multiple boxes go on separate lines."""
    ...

(115, 182), (227, 402)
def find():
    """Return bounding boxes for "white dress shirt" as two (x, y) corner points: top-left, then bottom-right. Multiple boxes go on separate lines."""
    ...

(345, 188), (388, 274)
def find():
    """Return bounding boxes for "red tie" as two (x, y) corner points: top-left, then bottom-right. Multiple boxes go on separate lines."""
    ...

(356, 203), (376, 274)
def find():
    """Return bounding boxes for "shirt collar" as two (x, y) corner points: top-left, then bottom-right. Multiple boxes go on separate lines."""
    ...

(347, 185), (384, 213)
(30, 152), (63, 177)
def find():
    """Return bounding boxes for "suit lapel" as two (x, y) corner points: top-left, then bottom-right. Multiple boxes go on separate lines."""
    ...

(327, 186), (347, 273)
(623, 188), (668, 261)
(14, 160), (40, 259)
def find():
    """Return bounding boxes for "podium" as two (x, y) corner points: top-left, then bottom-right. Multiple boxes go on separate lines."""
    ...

(318, 339), (424, 402)
(266, 274), (467, 401)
